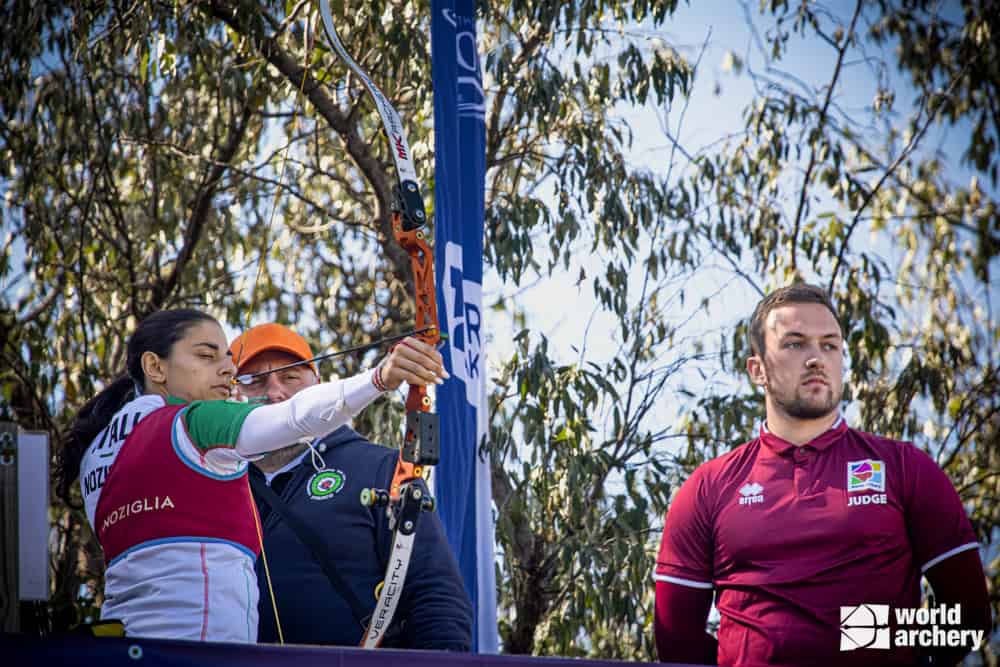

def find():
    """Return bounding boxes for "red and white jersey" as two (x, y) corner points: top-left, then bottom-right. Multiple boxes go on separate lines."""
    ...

(655, 417), (979, 667)
(80, 394), (166, 527)
(84, 371), (382, 642)
(95, 401), (261, 642)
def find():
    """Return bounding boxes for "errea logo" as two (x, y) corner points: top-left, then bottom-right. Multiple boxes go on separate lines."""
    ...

(739, 482), (764, 505)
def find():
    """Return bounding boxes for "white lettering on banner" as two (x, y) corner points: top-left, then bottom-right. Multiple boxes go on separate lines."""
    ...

(443, 242), (483, 410)
(441, 8), (485, 119)
(442, 9), (486, 120)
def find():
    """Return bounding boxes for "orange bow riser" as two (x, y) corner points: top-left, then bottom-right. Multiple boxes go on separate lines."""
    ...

(388, 212), (442, 501)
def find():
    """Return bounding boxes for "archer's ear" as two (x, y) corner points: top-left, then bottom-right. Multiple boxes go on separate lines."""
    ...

(747, 355), (767, 387)
(141, 351), (167, 386)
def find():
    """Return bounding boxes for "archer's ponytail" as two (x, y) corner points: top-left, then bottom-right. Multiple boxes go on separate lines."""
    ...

(55, 308), (217, 507)
(56, 375), (135, 506)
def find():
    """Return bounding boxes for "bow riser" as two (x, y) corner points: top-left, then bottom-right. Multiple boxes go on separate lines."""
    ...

(392, 220), (440, 348)
(390, 214), (441, 498)
(316, 0), (441, 649)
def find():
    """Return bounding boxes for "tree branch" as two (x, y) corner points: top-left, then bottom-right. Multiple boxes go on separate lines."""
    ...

(789, 0), (863, 273)
(151, 92), (253, 311)
(208, 0), (417, 297)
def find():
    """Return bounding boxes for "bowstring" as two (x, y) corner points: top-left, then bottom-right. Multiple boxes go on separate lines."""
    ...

(236, 13), (316, 646)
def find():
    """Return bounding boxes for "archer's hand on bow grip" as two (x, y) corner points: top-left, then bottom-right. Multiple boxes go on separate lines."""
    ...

(377, 337), (448, 390)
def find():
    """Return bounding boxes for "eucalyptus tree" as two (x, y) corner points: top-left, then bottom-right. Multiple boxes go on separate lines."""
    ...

(1, 0), (996, 660)
(1, 1), (692, 652)
(677, 3), (998, 661)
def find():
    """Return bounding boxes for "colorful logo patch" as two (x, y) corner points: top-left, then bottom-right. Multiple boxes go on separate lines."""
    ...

(308, 470), (345, 500)
(847, 459), (885, 493)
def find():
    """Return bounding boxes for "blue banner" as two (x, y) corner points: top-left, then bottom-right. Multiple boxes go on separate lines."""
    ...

(431, 0), (497, 653)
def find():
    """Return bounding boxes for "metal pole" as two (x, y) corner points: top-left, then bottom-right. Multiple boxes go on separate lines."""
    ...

(0, 421), (19, 632)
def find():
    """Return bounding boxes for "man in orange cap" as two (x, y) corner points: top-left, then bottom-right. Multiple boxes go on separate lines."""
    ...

(228, 323), (472, 650)
(231, 322), (321, 375)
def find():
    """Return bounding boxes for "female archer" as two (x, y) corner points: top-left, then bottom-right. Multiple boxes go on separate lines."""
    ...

(57, 308), (446, 642)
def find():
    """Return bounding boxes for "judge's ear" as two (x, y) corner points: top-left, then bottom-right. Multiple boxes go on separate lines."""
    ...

(747, 354), (767, 388)
(141, 350), (167, 387)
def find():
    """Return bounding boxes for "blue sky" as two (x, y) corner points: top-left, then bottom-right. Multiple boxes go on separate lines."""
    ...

(479, 0), (996, 462)
(2, 1), (993, 433)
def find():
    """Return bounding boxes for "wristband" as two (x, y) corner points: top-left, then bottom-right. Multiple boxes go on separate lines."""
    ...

(372, 365), (388, 392)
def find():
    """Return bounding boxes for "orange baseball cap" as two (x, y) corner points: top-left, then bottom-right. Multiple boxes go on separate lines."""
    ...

(229, 323), (317, 374)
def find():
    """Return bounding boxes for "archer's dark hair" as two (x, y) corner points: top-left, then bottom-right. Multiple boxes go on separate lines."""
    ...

(748, 284), (839, 358)
(56, 308), (217, 506)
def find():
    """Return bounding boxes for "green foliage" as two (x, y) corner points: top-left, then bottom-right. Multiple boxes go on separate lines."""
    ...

(0, 0), (997, 661)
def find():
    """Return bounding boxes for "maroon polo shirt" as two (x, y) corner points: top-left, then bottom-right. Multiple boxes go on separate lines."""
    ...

(655, 417), (979, 667)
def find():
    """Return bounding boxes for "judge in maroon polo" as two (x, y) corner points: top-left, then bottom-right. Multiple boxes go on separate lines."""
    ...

(654, 284), (991, 667)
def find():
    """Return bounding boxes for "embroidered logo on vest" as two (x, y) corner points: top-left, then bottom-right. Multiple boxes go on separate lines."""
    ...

(308, 470), (345, 500)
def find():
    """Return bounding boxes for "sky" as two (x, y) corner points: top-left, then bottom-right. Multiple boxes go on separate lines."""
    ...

(2, 1), (994, 445)
(479, 0), (996, 453)
(468, 1), (998, 638)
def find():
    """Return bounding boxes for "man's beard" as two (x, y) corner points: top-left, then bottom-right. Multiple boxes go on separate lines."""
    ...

(765, 361), (841, 420)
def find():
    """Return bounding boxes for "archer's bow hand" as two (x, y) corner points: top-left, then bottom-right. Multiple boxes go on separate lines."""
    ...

(377, 337), (449, 390)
